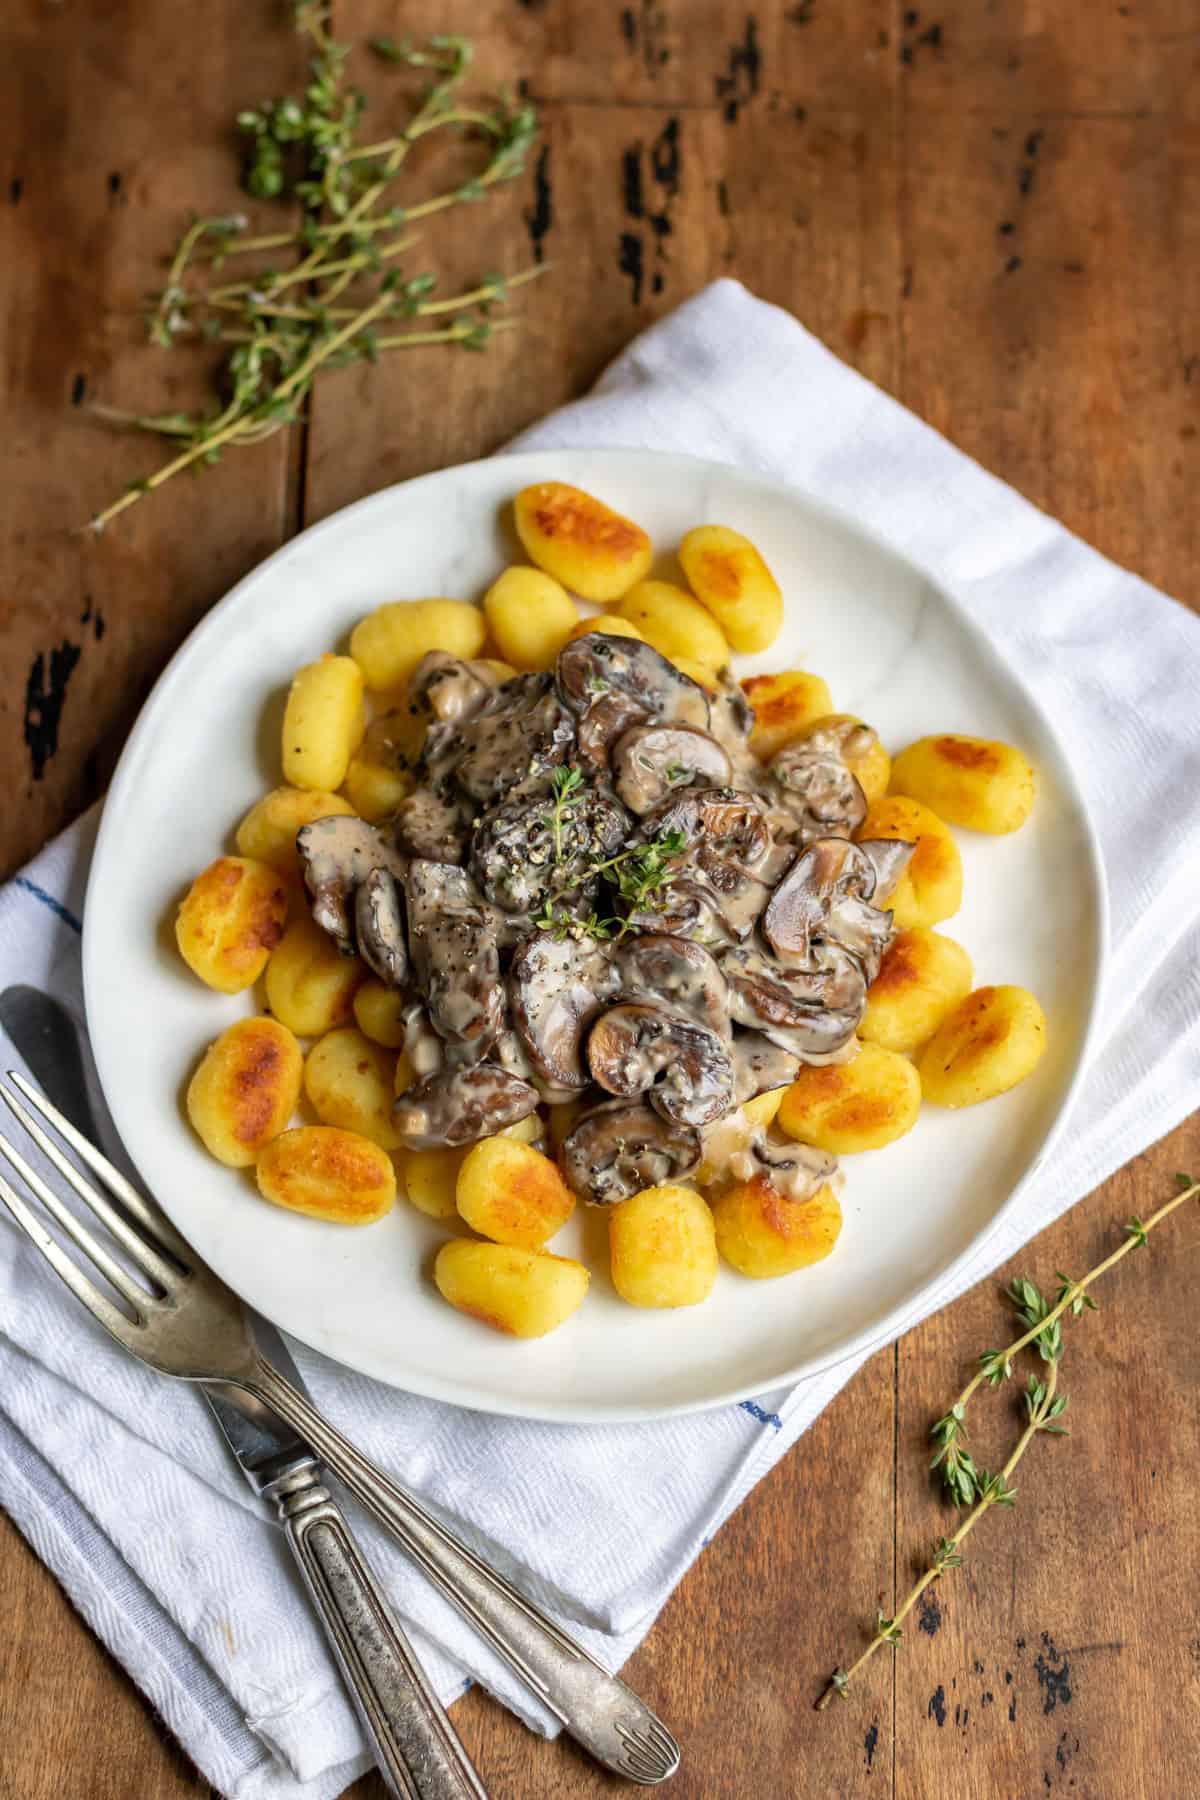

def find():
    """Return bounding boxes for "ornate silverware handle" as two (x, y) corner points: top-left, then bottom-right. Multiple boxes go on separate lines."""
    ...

(246, 1362), (680, 1787)
(269, 1465), (488, 1800)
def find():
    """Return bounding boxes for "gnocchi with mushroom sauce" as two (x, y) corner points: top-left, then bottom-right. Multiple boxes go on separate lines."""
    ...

(173, 480), (1047, 1336)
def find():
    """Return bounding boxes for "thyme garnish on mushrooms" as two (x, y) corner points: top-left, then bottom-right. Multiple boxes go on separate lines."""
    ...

(88, 1), (542, 532)
(817, 1172), (1199, 1710)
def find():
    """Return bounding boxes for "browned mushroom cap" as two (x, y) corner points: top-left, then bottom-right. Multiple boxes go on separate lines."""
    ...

(722, 943), (865, 1059)
(763, 837), (892, 982)
(354, 868), (407, 987)
(510, 933), (620, 1090)
(750, 1134), (838, 1201)
(728, 1030), (801, 1103)
(768, 736), (867, 842)
(393, 787), (471, 864)
(297, 815), (408, 953)
(635, 787), (776, 939)
(557, 633), (710, 768)
(858, 838), (915, 904)
(471, 785), (628, 915)
(404, 860), (502, 1063)
(586, 1002), (734, 1126)
(616, 933), (730, 1038)
(407, 651), (491, 725)
(393, 1063), (539, 1149)
(612, 722), (733, 816)
(560, 1098), (701, 1205)
(453, 673), (577, 807)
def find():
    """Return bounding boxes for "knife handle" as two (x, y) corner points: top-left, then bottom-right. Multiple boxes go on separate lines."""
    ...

(268, 1466), (488, 1800)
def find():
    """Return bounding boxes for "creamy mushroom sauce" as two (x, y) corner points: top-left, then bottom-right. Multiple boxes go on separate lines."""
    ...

(297, 632), (914, 1200)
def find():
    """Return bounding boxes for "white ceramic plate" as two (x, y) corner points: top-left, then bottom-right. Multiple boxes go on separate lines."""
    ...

(84, 449), (1105, 1422)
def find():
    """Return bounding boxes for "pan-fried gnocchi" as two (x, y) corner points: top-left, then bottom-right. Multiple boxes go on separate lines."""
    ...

(282, 654), (365, 792)
(186, 1017), (303, 1167)
(175, 476), (1052, 1338)
(514, 481), (652, 601)
(712, 1179), (843, 1279)
(434, 1239), (589, 1337)
(917, 985), (1047, 1108)
(856, 794), (963, 929)
(256, 1126), (396, 1224)
(891, 735), (1035, 835)
(175, 856), (289, 993)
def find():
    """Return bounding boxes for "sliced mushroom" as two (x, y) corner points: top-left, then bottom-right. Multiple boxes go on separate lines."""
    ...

(393, 785), (471, 864)
(407, 650), (492, 725)
(471, 785), (628, 915)
(622, 876), (737, 949)
(858, 837), (915, 904)
(510, 933), (620, 1090)
(557, 633), (709, 768)
(728, 1029), (801, 1103)
(615, 933), (730, 1038)
(611, 722), (732, 816)
(404, 860), (502, 1062)
(393, 1063), (538, 1149)
(400, 1004), (444, 1079)
(763, 837), (893, 982)
(586, 1002), (734, 1126)
(722, 943), (865, 1059)
(354, 868), (407, 987)
(749, 1134), (838, 1201)
(453, 672), (577, 807)
(297, 815), (408, 953)
(768, 736), (868, 842)
(635, 787), (776, 939)
(560, 1098), (701, 1205)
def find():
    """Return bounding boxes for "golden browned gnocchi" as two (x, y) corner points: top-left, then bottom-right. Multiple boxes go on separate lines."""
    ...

(482, 566), (579, 671)
(282, 654), (365, 792)
(742, 671), (835, 760)
(891, 734), (1035, 835)
(859, 927), (974, 1055)
(303, 1027), (402, 1149)
(455, 1137), (575, 1250)
(609, 1184), (718, 1309)
(175, 856), (289, 994)
(350, 599), (486, 693)
(800, 714), (892, 804)
(235, 787), (357, 878)
(342, 751), (413, 823)
(777, 1043), (921, 1154)
(257, 1126), (395, 1224)
(434, 1239), (589, 1337)
(917, 985), (1047, 1108)
(679, 524), (784, 652)
(712, 1179), (843, 1279)
(513, 482), (652, 601)
(264, 912), (366, 1037)
(352, 980), (409, 1048)
(186, 1017), (303, 1167)
(567, 614), (646, 645)
(857, 794), (963, 929)
(616, 580), (731, 673)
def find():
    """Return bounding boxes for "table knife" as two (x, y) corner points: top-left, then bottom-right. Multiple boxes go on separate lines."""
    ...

(0, 984), (487, 1800)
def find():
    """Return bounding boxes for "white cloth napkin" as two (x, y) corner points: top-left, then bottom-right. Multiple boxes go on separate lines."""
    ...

(2, 279), (1198, 1799)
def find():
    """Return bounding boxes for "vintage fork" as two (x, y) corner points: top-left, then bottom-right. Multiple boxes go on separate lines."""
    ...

(0, 1071), (680, 1788)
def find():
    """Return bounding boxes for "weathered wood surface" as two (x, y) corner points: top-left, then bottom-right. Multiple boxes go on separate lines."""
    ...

(1, 1), (1198, 1796)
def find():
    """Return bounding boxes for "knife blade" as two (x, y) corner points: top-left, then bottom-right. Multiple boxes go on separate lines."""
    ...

(0, 984), (489, 1800)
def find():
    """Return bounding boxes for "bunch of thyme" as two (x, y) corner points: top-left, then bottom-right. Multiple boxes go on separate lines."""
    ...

(530, 768), (688, 943)
(817, 1171), (1199, 1710)
(89, 1), (542, 532)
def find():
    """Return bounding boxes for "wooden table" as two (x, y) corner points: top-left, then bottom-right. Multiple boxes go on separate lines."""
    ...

(2, 2), (1198, 1795)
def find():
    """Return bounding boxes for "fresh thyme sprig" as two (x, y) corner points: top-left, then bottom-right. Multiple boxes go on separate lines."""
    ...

(543, 766), (585, 866)
(816, 1172), (1199, 1711)
(589, 829), (688, 909)
(88, 3), (542, 533)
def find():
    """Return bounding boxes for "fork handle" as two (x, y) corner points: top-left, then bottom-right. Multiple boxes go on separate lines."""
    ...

(269, 1465), (488, 1800)
(244, 1361), (680, 1787)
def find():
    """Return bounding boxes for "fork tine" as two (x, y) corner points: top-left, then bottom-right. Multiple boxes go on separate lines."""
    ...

(0, 1166), (142, 1349)
(6, 1069), (190, 1262)
(0, 1127), (160, 1313)
(0, 1078), (183, 1292)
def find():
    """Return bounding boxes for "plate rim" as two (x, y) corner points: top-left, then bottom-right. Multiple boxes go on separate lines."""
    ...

(83, 445), (1110, 1423)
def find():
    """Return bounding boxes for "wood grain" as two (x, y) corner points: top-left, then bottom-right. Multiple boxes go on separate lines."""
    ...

(1, 1), (1198, 1797)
